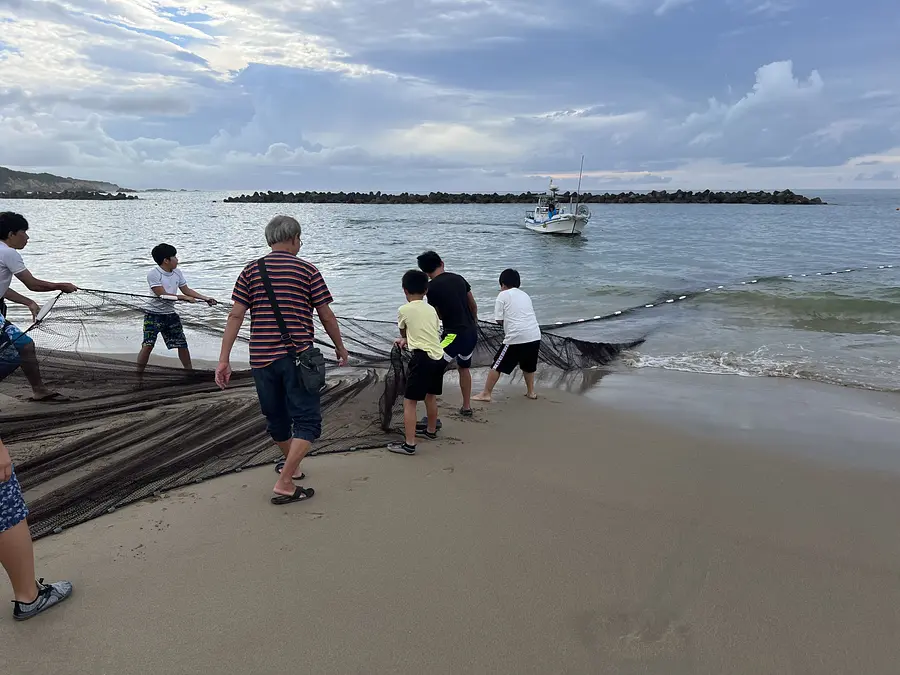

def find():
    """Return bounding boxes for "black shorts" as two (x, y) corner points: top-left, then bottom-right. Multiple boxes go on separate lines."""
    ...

(405, 350), (445, 401)
(491, 340), (540, 375)
(143, 312), (188, 350)
(441, 328), (478, 369)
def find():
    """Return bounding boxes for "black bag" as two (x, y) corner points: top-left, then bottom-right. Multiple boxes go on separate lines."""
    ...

(257, 257), (327, 393)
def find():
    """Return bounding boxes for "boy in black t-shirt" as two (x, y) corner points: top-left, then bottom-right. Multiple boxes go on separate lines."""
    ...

(416, 251), (478, 417)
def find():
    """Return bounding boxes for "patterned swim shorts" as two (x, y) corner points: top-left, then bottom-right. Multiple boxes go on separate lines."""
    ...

(1, 468), (29, 533)
(142, 312), (188, 350)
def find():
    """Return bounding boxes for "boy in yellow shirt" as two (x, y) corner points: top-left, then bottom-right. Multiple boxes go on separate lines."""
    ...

(388, 270), (446, 456)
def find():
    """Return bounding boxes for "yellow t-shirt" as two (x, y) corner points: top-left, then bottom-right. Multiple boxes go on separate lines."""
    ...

(398, 300), (444, 361)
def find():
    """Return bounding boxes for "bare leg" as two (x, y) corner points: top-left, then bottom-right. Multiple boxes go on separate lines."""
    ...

(473, 370), (501, 402)
(136, 344), (153, 376)
(0, 520), (39, 604)
(524, 372), (537, 399)
(275, 439), (305, 479)
(273, 438), (312, 496)
(275, 439), (291, 460)
(403, 399), (418, 446)
(177, 347), (193, 371)
(424, 394), (438, 434)
(458, 367), (472, 410)
(17, 342), (52, 399)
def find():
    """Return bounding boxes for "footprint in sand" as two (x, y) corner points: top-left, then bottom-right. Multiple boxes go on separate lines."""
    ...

(346, 476), (370, 491)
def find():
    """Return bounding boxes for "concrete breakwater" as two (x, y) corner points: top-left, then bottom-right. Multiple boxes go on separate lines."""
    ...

(222, 189), (825, 205)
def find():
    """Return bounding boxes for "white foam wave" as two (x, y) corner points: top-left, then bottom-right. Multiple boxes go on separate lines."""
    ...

(621, 347), (900, 393)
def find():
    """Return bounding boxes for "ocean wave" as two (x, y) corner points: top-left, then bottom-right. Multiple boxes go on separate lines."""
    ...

(696, 288), (900, 315)
(622, 348), (900, 394)
(587, 283), (658, 298)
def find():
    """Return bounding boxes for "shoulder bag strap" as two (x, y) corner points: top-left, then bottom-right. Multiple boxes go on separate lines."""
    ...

(257, 256), (296, 356)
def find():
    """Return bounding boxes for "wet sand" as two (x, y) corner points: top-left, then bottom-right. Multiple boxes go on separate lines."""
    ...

(4, 373), (900, 673)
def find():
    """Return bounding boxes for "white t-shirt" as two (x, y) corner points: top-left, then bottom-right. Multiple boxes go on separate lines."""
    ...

(494, 288), (541, 345)
(147, 266), (187, 314)
(0, 241), (27, 301)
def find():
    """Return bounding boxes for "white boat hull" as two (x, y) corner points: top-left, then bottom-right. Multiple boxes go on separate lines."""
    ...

(524, 214), (589, 235)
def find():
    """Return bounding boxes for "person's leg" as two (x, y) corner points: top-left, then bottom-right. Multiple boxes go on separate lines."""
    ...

(523, 372), (537, 399)
(252, 360), (294, 493)
(4, 323), (53, 398)
(273, 439), (306, 479)
(520, 340), (541, 400)
(161, 315), (191, 371)
(177, 348), (193, 371)
(0, 470), (36, 602)
(458, 367), (472, 411)
(403, 398), (418, 446)
(473, 370), (502, 402)
(1, 466), (73, 620)
(275, 359), (321, 496)
(136, 345), (153, 375)
(391, 353), (425, 454)
(15, 340), (52, 399)
(454, 330), (478, 414)
(274, 438), (312, 497)
(475, 343), (514, 402)
(0, 520), (38, 603)
(137, 313), (159, 377)
(424, 394), (438, 434)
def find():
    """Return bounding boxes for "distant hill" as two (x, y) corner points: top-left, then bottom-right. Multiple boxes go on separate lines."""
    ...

(0, 166), (124, 193)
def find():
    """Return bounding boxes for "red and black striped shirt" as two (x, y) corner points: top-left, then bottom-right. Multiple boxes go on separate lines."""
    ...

(232, 252), (333, 368)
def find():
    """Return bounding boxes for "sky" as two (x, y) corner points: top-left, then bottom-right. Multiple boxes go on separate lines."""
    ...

(1, 0), (899, 192)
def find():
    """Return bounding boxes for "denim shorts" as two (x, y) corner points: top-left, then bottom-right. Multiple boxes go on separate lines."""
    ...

(252, 356), (322, 443)
(1, 468), (29, 533)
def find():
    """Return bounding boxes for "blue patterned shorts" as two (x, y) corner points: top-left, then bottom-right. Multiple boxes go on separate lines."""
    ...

(142, 312), (188, 350)
(0, 468), (29, 533)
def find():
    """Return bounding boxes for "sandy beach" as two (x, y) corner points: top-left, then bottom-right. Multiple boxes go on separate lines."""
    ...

(2, 369), (900, 673)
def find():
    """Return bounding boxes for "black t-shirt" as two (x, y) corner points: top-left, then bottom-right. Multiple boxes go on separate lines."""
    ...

(426, 272), (476, 335)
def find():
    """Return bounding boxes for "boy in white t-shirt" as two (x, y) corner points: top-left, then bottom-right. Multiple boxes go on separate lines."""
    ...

(0, 212), (78, 402)
(137, 243), (217, 375)
(473, 268), (542, 402)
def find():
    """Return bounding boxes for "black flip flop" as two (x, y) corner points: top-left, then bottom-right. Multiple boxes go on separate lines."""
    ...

(274, 461), (305, 481)
(28, 392), (72, 403)
(271, 486), (314, 505)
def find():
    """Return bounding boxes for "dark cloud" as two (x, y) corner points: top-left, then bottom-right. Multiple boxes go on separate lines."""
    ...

(1, 0), (898, 189)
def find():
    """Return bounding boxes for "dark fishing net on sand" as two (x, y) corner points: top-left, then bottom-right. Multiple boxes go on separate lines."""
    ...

(0, 290), (643, 539)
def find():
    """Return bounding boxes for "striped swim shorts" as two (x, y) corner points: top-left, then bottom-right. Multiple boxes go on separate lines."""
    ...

(1, 468), (29, 533)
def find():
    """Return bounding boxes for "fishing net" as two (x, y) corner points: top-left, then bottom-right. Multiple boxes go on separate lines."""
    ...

(0, 290), (643, 539)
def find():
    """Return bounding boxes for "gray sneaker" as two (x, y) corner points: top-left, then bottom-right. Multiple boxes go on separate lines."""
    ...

(13, 579), (73, 621)
(387, 442), (416, 456)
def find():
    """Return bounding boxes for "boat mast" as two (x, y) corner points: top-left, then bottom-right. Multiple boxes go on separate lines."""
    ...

(571, 154), (585, 235)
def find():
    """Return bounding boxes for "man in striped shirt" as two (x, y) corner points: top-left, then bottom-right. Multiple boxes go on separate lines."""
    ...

(216, 216), (349, 505)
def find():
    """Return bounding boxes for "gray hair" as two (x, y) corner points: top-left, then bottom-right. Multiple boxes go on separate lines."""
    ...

(265, 215), (302, 246)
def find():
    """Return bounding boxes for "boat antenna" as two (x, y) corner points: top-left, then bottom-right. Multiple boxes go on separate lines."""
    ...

(572, 154), (585, 235)
(575, 154), (585, 204)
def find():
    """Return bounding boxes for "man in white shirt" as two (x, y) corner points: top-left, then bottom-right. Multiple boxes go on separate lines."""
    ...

(0, 212), (78, 402)
(473, 268), (542, 402)
(138, 243), (216, 375)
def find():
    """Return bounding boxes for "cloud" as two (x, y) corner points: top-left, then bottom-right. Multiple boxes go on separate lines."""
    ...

(854, 170), (898, 182)
(655, 0), (697, 16)
(0, 0), (898, 190)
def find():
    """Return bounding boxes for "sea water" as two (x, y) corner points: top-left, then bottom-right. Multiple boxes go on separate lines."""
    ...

(5, 189), (899, 392)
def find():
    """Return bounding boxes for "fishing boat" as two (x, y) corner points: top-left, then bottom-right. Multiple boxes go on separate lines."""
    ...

(524, 156), (591, 235)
